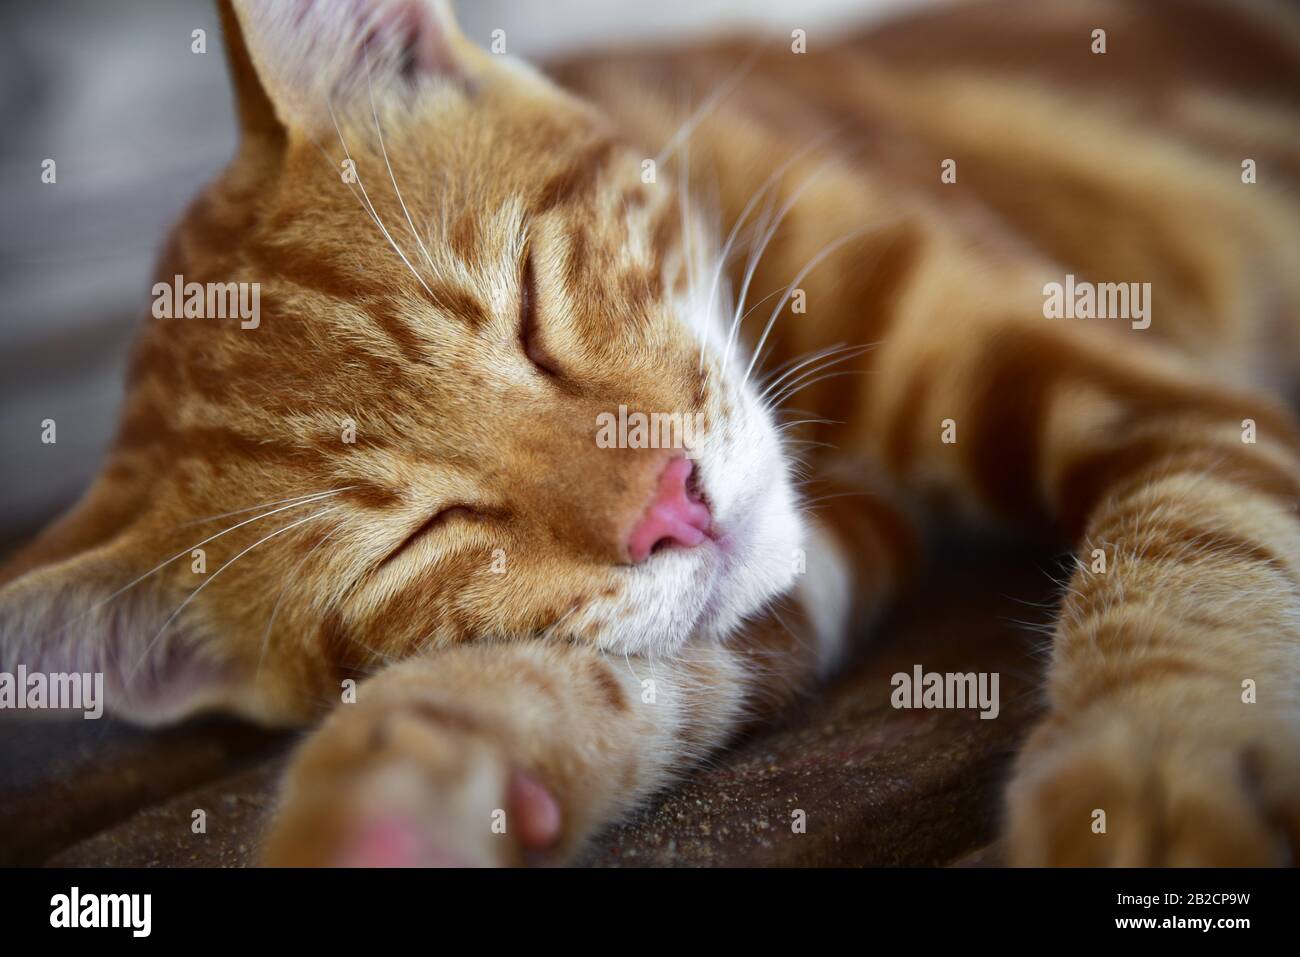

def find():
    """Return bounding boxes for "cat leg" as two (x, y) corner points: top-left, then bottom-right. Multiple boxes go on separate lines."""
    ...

(1005, 398), (1300, 865)
(258, 466), (924, 868)
(262, 619), (815, 866)
(261, 521), (870, 866)
(874, 316), (1300, 864)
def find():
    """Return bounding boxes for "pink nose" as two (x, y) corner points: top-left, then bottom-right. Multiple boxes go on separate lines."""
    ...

(626, 458), (713, 563)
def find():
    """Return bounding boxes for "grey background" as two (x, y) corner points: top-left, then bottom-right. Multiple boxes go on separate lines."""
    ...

(0, 0), (932, 552)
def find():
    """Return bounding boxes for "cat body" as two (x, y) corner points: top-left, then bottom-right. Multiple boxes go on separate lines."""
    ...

(3, 0), (1300, 865)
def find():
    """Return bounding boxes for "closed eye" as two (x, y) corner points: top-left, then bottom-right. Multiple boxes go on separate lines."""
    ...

(519, 251), (563, 378)
(377, 505), (481, 570)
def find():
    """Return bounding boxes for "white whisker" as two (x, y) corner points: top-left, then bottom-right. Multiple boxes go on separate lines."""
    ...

(722, 170), (828, 373)
(655, 44), (763, 167)
(698, 134), (835, 371)
(325, 97), (440, 303)
(364, 47), (444, 301)
(758, 340), (851, 384)
(176, 487), (350, 529)
(130, 505), (342, 684)
(768, 368), (869, 408)
(257, 522), (345, 677)
(743, 221), (895, 387)
(758, 343), (873, 406)
(74, 487), (353, 629)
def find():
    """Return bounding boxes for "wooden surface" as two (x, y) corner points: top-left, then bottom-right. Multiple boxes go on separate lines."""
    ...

(1, 553), (1056, 867)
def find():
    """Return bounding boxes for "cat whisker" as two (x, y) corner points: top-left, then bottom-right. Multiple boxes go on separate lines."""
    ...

(655, 43), (764, 168)
(769, 607), (815, 658)
(129, 505), (343, 686)
(538, 599), (590, 644)
(767, 368), (870, 409)
(722, 168), (829, 374)
(699, 134), (835, 371)
(761, 357), (873, 418)
(760, 353), (869, 415)
(800, 490), (875, 508)
(784, 438), (838, 452)
(256, 522), (345, 678)
(719, 186), (782, 373)
(623, 648), (643, 685)
(776, 417), (842, 431)
(71, 487), (354, 632)
(324, 98), (441, 304)
(757, 339), (850, 388)
(363, 46), (445, 305)
(176, 487), (354, 529)
(742, 221), (895, 388)
(743, 205), (906, 394)
(709, 285), (784, 376)
(757, 343), (874, 406)
(735, 286), (787, 330)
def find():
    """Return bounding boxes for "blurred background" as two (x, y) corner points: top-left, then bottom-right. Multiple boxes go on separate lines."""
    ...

(0, 0), (940, 555)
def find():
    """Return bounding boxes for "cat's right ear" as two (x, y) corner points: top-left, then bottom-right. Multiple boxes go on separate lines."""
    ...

(220, 0), (482, 139)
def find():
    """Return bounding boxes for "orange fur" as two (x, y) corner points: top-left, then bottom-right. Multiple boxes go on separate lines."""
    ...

(3, 0), (1299, 865)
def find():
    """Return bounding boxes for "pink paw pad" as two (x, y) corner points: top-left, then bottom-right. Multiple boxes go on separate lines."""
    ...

(508, 768), (562, 851)
(337, 814), (465, 868)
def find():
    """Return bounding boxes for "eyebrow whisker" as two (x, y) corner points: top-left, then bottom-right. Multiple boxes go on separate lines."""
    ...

(364, 44), (447, 311)
(325, 95), (441, 305)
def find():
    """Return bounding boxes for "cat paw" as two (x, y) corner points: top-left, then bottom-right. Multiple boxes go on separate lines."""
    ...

(1005, 692), (1300, 866)
(262, 699), (562, 867)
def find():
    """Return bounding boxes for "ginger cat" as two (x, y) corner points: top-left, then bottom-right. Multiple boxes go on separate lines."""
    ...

(3, 0), (1300, 866)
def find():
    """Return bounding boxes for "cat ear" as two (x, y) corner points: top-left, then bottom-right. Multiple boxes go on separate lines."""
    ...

(0, 537), (240, 726)
(221, 0), (481, 136)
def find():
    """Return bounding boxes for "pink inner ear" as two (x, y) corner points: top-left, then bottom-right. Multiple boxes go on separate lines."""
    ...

(1, 582), (237, 726)
(361, 0), (459, 79)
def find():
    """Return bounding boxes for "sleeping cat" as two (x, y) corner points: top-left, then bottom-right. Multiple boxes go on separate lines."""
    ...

(3, 0), (1299, 866)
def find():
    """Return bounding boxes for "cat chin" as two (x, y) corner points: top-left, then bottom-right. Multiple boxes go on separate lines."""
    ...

(593, 447), (804, 660)
(671, 373), (805, 647)
(696, 468), (804, 641)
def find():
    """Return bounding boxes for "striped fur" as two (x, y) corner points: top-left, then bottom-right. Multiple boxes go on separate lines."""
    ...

(4, 0), (1300, 865)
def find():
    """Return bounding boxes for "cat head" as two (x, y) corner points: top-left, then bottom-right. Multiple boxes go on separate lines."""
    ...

(0, 0), (804, 724)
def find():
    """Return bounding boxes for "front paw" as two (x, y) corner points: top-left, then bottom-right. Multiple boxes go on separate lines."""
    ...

(1005, 691), (1300, 866)
(262, 698), (562, 867)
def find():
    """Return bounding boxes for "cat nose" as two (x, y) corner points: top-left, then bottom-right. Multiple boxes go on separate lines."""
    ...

(626, 457), (713, 563)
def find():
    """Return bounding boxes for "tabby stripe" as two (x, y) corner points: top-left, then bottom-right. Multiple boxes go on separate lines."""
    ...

(364, 299), (434, 365)
(1063, 439), (1300, 538)
(1094, 516), (1292, 583)
(534, 138), (616, 215)
(962, 326), (1300, 525)
(1055, 645), (1225, 712)
(246, 238), (387, 301)
(839, 225), (925, 347)
(861, 0), (1300, 114)
(881, 355), (935, 472)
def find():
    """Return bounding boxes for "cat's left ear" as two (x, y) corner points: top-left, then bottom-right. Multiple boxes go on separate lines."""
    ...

(219, 0), (484, 138)
(0, 536), (244, 727)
